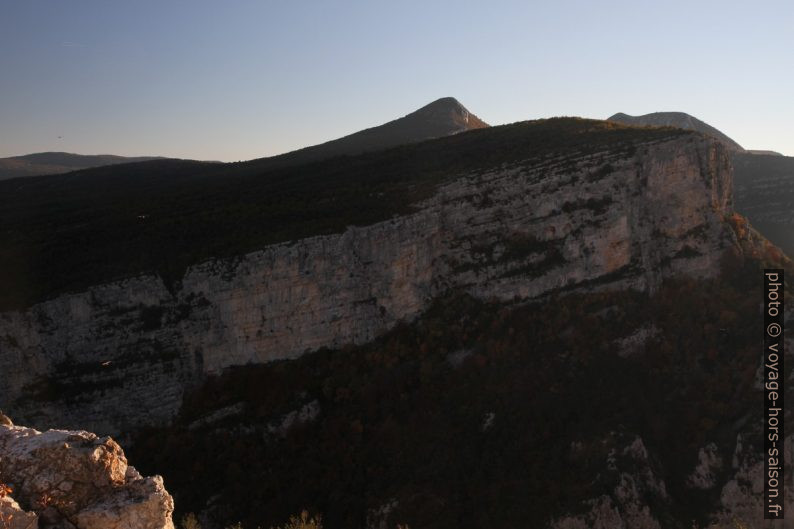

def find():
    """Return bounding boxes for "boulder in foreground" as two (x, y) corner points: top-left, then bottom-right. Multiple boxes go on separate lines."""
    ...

(0, 423), (174, 529)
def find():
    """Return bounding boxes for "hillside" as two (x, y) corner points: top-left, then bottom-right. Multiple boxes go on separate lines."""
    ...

(130, 258), (792, 529)
(0, 118), (724, 431)
(607, 111), (744, 152)
(0, 151), (169, 180)
(733, 151), (794, 257)
(0, 118), (682, 311)
(746, 149), (783, 156)
(1, 116), (790, 528)
(245, 97), (488, 169)
(0, 98), (484, 183)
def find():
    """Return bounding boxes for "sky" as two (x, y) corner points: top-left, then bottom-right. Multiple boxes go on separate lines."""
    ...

(1, 0), (792, 161)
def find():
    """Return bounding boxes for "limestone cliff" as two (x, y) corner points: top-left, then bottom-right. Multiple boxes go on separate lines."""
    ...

(0, 134), (737, 435)
(0, 422), (174, 529)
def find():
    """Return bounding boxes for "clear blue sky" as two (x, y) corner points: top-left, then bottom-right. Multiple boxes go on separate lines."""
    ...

(1, 0), (792, 161)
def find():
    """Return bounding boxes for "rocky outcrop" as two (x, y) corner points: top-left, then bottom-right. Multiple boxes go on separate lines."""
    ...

(710, 432), (794, 528)
(551, 433), (794, 529)
(0, 423), (174, 529)
(551, 434), (667, 529)
(0, 134), (738, 435)
(550, 304), (794, 529)
(686, 442), (723, 490)
(0, 495), (38, 529)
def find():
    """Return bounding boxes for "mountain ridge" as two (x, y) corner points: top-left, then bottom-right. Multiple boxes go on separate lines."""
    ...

(0, 117), (686, 311)
(734, 151), (794, 258)
(0, 123), (737, 434)
(0, 112), (790, 528)
(604, 112), (794, 260)
(243, 96), (489, 170)
(0, 97), (486, 182)
(607, 111), (744, 152)
(0, 151), (171, 180)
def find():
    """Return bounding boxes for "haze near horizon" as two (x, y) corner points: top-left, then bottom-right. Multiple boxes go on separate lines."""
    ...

(1, 0), (792, 161)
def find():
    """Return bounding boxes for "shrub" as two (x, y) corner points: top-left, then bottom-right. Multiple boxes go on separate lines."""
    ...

(181, 513), (201, 529)
(270, 511), (322, 529)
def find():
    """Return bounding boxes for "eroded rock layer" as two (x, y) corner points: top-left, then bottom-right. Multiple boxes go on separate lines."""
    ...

(0, 135), (736, 434)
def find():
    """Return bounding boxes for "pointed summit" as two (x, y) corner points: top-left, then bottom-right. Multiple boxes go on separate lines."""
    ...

(253, 97), (489, 169)
(408, 97), (489, 134)
(607, 111), (744, 152)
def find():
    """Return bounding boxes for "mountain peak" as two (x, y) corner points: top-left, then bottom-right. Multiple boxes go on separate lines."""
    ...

(607, 111), (744, 152)
(249, 97), (489, 169)
(424, 96), (464, 108)
(410, 97), (488, 131)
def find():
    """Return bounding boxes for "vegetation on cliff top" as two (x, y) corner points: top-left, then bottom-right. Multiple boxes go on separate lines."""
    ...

(0, 118), (688, 310)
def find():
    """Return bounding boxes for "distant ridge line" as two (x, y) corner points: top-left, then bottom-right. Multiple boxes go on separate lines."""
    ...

(607, 111), (744, 152)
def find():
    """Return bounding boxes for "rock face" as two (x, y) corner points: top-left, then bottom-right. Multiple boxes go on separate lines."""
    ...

(712, 432), (794, 528)
(0, 423), (174, 529)
(0, 134), (738, 435)
(551, 432), (794, 529)
(607, 111), (794, 260)
(0, 495), (38, 529)
(551, 434), (667, 529)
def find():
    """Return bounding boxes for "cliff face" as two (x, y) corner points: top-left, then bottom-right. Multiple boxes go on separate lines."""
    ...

(0, 135), (736, 435)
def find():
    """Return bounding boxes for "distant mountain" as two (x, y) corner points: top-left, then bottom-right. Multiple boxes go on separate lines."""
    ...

(746, 149), (783, 156)
(734, 151), (794, 257)
(249, 97), (489, 169)
(606, 112), (794, 257)
(607, 111), (744, 152)
(1, 113), (786, 528)
(0, 152), (166, 180)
